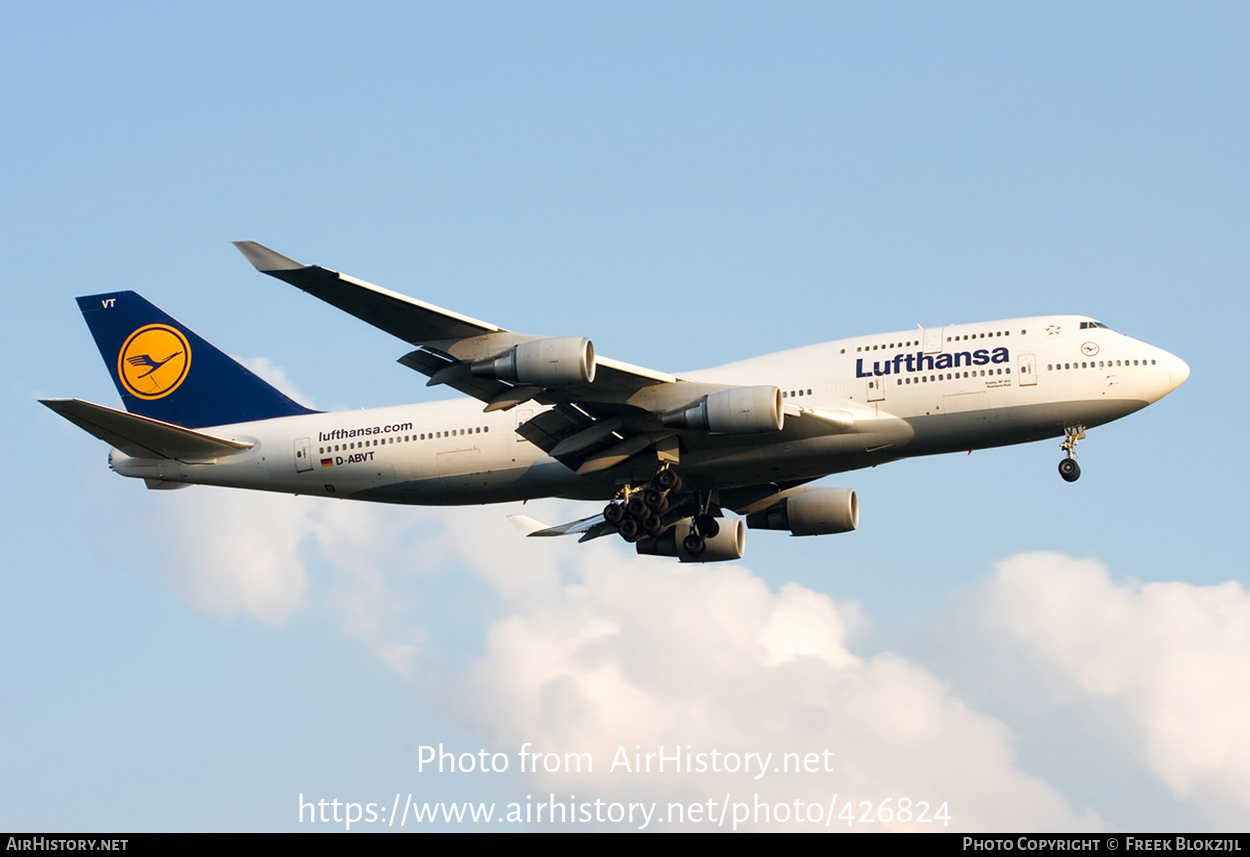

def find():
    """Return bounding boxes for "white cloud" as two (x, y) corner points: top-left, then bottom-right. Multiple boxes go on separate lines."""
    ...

(237, 355), (314, 410)
(453, 540), (1098, 831)
(139, 482), (1247, 830)
(155, 488), (426, 673)
(161, 487), (311, 624)
(983, 552), (1250, 822)
(308, 500), (428, 676)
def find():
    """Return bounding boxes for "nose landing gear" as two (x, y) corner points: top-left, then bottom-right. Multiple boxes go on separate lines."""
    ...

(1058, 425), (1085, 482)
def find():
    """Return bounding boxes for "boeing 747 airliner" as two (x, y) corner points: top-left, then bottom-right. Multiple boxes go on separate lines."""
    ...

(43, 242), (1189, 562)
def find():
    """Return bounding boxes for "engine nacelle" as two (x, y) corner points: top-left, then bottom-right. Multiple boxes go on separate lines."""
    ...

(470, 337), (596, 386)
(635, 517), (746, 563)
(746, 488), (858, 536)
(661, 386), (783, 434)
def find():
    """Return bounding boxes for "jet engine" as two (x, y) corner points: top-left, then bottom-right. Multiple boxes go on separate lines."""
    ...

(661, 386), (783, 434)
(635, 517), (746, 563)
(745, 488), (858, 536)
(471, 337), (596, 386)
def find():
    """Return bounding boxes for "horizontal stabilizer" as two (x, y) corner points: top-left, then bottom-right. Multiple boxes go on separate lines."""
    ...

(41, 398), (253, 462)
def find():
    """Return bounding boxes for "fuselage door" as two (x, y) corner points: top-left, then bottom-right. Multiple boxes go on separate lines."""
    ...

(294, 437), (313, 472)
(1018, 353), (1037, 387)
(867, 378), (885, 402)
(923, 327), (945, 354)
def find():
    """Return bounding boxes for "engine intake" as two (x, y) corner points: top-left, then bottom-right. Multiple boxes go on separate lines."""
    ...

(662, 386), (783, 434)
(746, 488), (858, 536)
(471, 337), (596, 387)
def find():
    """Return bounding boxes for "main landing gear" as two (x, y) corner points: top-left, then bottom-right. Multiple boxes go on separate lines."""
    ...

(1058, 425), (1085, 483)
(604, 467), (684, 543)
(683, 504), (721, 559)
(602, 466), (721, 556)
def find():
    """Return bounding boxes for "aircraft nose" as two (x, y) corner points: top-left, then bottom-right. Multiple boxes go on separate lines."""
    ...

(1167, 352), (1190, 391)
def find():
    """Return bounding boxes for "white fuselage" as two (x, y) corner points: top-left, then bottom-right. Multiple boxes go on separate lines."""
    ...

(108, 315), (1189, 504)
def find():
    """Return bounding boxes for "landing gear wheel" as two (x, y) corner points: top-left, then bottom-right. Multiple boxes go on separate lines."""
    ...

(656, 469), (682, 492)
(641, 515), (664, 537)
(1058, 425), (1085, 483)
(604, 502), (624, 525)
(626, 496), (651, 520)
(643, 488), (669, 513)
(1058, 458), (1081, 482)
(618, 518), (641, 541)
(682, 533), (706, 556)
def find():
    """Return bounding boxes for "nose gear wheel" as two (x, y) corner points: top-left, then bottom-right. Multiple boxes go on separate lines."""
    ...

(1058, 425), (1085, 482)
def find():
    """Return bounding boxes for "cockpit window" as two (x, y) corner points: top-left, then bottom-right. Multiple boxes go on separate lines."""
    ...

(1080, 321), (1113, 330)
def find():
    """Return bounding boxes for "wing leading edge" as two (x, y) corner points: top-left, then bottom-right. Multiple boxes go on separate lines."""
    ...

(233, 241), (783, 470)
(233, 241), (687, 404)
(233, 242), (889, 477)
(232, 241), (503, 344)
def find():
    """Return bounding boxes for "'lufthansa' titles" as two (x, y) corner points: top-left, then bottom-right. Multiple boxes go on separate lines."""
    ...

(856, 347), (1009, 378)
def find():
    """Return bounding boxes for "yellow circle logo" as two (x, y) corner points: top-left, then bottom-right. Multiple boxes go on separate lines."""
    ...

(117, 324), (191, 400)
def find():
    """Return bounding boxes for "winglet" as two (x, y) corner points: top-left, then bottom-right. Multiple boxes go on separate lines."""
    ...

(508, 511), (613, 540)
(507, 514), (551, 536)
(233, 241), (305, 272)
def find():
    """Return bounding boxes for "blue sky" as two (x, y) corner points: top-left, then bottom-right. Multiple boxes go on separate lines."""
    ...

(4, 2), (1248, 831)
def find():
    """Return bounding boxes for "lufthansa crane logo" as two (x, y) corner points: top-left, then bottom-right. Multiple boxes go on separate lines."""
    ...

(117, 324), (191, 399)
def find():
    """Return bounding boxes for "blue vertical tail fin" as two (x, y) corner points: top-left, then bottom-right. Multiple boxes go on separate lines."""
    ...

(77, 291), (318, 428)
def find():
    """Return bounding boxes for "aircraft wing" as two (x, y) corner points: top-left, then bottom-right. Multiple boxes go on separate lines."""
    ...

(508, 512), (618, 543)
(233, 241), (503, 343)
(233, 241), (675, 396)
(235, 241), (870, 473)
